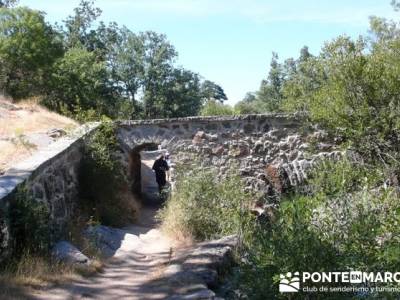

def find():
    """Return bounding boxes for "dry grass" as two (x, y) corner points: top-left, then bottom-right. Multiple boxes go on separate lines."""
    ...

(0, 97), (77, 136)
(0, 97), (78, 173)
(0, 206), (104, 299)
(0, 254), (76, 299)
(0, 251), (103, 299)
(157, 199), (194, 247)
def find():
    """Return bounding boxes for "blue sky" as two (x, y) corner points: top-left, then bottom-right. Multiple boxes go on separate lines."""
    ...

(19, 0), (396, 104)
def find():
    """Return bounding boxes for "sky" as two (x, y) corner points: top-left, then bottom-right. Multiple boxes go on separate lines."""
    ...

(19, 0), (397, 104)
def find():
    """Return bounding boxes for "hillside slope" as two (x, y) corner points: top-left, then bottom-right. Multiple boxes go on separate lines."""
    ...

(0, 97), (78, 174)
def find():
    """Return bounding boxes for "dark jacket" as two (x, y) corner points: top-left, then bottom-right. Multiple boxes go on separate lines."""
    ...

(152, 157), (169, 186)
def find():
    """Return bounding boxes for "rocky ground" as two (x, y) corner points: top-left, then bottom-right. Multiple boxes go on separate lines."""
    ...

(31, 206), (235, 300)
(27, 157), (235, 300)
(0, 97), (77, 174)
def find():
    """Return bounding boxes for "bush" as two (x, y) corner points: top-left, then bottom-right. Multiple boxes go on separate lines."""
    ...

(79, 121), (138, 227)
(282, 34), (400, 162)
(235, 158), (400, 299)
(159, 166), (254, 242)
(200, 100), (235, 116)
(234, 100), (267, 114)
(8, 187), (50, 256)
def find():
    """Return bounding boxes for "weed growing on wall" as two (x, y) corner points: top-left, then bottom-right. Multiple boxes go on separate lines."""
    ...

(79, 121), (136, 227)
(8, 186), (50, 256)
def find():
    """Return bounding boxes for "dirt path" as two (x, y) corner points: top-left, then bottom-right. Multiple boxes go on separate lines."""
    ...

(30, 152), (234, 300)
(32, 206), (176, 300)
(32, 153), (176, 300)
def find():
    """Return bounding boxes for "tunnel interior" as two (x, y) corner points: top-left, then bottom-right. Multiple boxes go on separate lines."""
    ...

(129, 143), (161, 205)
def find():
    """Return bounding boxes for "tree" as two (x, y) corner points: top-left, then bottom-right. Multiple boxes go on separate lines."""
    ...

(44, 47), (110, 117)
(112, 27), (145, 114)
(63, 0), (102, 48)
(161, 68), (203, 118)
(282, 47), (322, 112)
(256, 52), (284, 111)
(234, 92), (266, 114)
(140, 31), (177, 118)
(201, 101), (234, 116)
(0, 0), (18, 8)
(0, 7), (63, 98)
(391, 0), (400, 11)
(299, 46), (311, 62)
(200, 80), (228, 103)
(242, 92), (256, 103)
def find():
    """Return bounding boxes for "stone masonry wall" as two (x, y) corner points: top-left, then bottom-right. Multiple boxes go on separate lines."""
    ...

(0, 125), (98, 262)
(116, 114), (340, 204)
(0, 114), (339, 263)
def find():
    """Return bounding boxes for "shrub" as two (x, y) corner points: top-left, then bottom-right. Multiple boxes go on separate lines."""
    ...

(159, 166), (254, 242)
(8, 187), (50, 256)
(282, 34), (400, 162)
(79, 121), (138, 227)
(200, 100), (235, 116)
(235, 158), (400, 299)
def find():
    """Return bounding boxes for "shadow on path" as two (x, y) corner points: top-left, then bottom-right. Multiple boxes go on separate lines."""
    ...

(28, 150), (235, 299)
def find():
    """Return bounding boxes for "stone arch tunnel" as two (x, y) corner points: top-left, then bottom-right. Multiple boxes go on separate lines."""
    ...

(116, 114), (338, 201)
(0, 114), (340, 261)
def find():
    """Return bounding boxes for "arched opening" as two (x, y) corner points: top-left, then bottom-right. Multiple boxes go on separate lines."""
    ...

(128, 143), (162, 205)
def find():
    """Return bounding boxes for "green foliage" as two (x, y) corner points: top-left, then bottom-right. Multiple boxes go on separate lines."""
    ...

(0, 1), (217, 120)
(281, 50), (322, 113)
(256, 52), (284, 112)
(234, 96), (270, 114)
(0, 0), (18, 8)
(283, 32), (400, 161)
(237, 11), (400, 163)
(237, 159), (400, 299)
(8, 187), (50, 256)
(309, 158), (383, 196)
(63, 0), (102, 48)
(43, 46), (110, 117)
(79, 121), (132, 226)
(0, 6), (63, 98)
(200, 80), (228, 103)
(145, 67), (203, 118)
(111, 27), (144, 113)
(159, 166), (254, 242)
(200, 100), (235, 116)
(236, 48), (314, 114)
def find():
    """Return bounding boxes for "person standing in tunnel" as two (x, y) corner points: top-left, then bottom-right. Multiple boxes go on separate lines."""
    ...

(152, 153), (169, 193)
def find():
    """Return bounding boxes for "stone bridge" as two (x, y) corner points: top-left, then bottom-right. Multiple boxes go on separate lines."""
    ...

(0, 114), (339, 261)
(117, 114), (336, 199)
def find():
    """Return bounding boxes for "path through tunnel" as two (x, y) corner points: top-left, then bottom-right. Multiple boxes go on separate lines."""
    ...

(129, 143), (164, 206)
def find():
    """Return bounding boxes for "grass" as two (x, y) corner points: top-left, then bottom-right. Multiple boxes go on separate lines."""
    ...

(158, 165), (254, 244)
(0, 96), (78, 172)
(0, 97), (77, 137)
(0, 253), (104, 299)
(0, 204), (105, 299)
